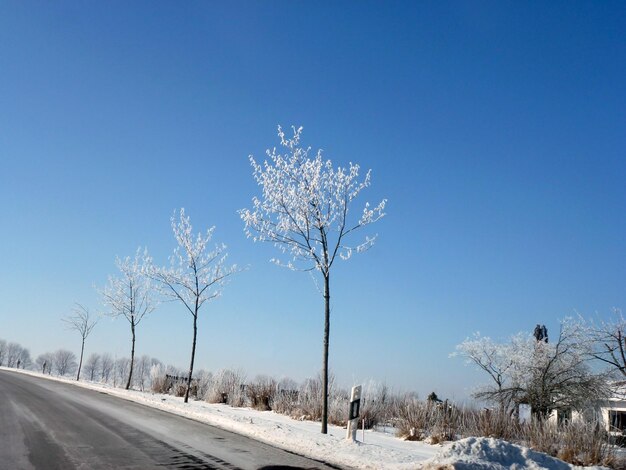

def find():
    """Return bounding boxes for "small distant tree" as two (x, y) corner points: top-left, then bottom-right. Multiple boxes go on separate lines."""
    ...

(84, 353), (101, 381)
(240, 126), (386, 433)
(54, 349), (77, 376)
(150, 209), (237, 403)
(6, 342), (22, 368)
(134, 355), (151, 391)
(18, 348), (32, 370)
(101, 248), (156, 389)
(115, 357), (131, 388)
(100, 353), (114, 383)
(36, 352), (54, 374)
(62, 303), (98, 381)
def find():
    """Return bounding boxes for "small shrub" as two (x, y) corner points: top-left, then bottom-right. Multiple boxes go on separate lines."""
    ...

(462, 408), (520, 441)
(173, 382), (187, 397)
(360, 381), (394, 429)
(556, 419), (614, 467)
(394, 394), (435, 440)
(272, 378), (299, 415)
(205, 369), (247, 407)
(195, 370), (213, 400)
(150, 364), (168, 394)
(328, 390), (349, 426)
(247, 375), (277, 411)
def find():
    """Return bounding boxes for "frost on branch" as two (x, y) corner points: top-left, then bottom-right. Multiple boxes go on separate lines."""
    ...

(149, 208), (237, 316)
(101, 247), (156, 326)
(239, 125), (386, 273)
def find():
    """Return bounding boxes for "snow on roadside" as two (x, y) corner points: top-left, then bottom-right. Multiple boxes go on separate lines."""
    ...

(2, 368), (609, 470)
(420, 436), (609, 470)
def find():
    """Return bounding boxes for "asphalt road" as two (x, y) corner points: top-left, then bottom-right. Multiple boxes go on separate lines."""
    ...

(0, 370), (343, 470)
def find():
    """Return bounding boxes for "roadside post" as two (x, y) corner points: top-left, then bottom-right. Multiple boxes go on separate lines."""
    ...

(346, 385), (362, 441)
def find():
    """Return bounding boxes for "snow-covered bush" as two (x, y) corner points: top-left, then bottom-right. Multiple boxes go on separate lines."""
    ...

(247, 375), (278, 411)
(394, 394), (437, 440)
(360, 380), (394, 429)
(272, 377), (299, 415)
(461, 408), (520, 442)
(293, 372), (348, 425)
(328, 388), (349, 426)
(518, 417), (616, 467)
(150, 363), (168, 393)
(205, 369), (246, 406)
(195, 369), (213, 400)
(554, 419), (612, 467)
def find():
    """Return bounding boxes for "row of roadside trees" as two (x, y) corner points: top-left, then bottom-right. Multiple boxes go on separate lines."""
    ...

(0, 339), (31, 369)
(62, 126), (385, 434)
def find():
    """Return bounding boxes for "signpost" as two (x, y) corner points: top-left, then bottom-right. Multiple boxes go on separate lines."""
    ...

(346, 385), (362, 441)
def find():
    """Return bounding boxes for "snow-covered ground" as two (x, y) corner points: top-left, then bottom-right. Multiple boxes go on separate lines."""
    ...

(2, 367), (609, 470)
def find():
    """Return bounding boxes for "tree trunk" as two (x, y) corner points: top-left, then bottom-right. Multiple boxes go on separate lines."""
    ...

(185, 312), (198, 404)
(77, 338), (85, 381)
(321, 273), (330, 434)
(126, 321), (136, 390)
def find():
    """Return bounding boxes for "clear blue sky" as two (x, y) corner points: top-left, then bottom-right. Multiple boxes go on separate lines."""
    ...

(1, 1), (624, 400)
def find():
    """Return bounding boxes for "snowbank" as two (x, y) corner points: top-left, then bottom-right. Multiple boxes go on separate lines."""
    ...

(420, 437), (608, 470)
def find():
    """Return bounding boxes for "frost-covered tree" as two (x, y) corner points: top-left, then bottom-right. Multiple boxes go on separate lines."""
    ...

(455, 321), (610, 419)
(6, 342), (22, 368)
(150, 209), (237, 403)
(62, 303), (98, 381)
(18, 348), (32, 369)
(578, 308), (626, 379)
(54, 349), (77, 376)
(453, 333), (525, 413)
(114, 357), (131, 388)
(36, 352), (54, 374)
(101, 248), (156, 389)
(100, 353), (114, 383)
(84, 353), (101, 381)
(134, 355), (152, 391)
(240, 126), (386, 433)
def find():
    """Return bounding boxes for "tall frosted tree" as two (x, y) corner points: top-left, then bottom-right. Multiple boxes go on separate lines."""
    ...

(101, 248), (156, 389)
(150, 209), (237, 403)
(62, 303), (98, 381)
(240, 126), (386, 433)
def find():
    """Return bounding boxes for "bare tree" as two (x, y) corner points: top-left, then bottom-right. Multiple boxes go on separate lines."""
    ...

(579, 308), (626, 379)
(84, 353), (101, 381)
(36, 352), (54, 374)
(100, 353), (114, 383)
(62, 303), (98, 380)
(240, 126), (386, 433)
(115, 357), (131, 388)
(456, 321), (610, 419)
(523, 324), (610, 418)
(134, 355), (152, 391)
(150, 209), (237, 403)
(54, 349), (77, 376)
(6, 342), (21, 368)
(101, 248), (156, 389)
(18, 348), (32, 370)
(453, 333), (522, 413)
